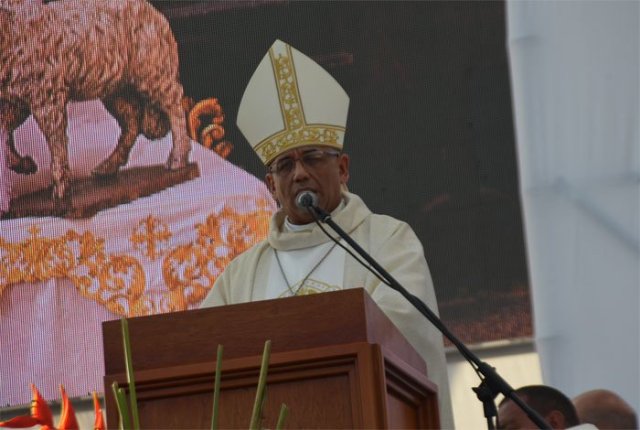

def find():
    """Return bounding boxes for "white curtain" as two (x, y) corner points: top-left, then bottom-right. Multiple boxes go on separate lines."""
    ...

(507, 0), (639, 413)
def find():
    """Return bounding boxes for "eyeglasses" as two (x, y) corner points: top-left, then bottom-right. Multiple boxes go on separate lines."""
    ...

(269, 149), (341, 176)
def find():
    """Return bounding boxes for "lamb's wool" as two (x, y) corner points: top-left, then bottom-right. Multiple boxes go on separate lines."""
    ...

(0, 0), (190, 200)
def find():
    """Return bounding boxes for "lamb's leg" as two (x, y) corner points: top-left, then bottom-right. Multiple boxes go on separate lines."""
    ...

(31, 100), (70, 201)
(93, 95), (141, 176)
(0, 101), (37, 174)
(0, 128), (10, 214)
(161, 84), (190, 170)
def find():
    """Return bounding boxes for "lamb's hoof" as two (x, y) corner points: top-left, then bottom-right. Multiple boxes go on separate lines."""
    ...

(50, 184), (72, 215)
(52, 194), (72, 216)
(11, 156), (38, 175)
(166, 153), (188, 171)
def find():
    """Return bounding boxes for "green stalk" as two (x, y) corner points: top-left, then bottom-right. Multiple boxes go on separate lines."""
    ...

(249, 340), (272, 430)
(211, 344), (224, 430)
(111, 382), (131, 430)
(275, 404), (289, 430)
(121, 318), (140, 429)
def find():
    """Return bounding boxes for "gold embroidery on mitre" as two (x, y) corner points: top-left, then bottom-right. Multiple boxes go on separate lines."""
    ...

(252, 44), (345, 164)
(272, 44), (306, 132)
(255, 126), (343, 164)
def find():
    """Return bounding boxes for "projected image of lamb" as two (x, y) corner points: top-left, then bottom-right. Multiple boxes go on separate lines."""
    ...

(0, 0), (191, 202)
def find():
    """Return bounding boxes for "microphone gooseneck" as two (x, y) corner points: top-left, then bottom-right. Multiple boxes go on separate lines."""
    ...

(303, 201), (552, 430)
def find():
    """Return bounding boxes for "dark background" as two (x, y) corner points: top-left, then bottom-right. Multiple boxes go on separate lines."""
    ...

(152, 0), (531, 344)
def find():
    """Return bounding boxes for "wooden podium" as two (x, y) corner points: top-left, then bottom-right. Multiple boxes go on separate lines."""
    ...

(103, 289), (440, 429)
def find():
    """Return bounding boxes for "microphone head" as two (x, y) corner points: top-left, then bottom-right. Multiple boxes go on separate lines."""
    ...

(296, 191), (318, 209)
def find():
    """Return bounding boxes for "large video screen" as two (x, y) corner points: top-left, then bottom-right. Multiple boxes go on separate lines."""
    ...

(0, 0), (531, 406)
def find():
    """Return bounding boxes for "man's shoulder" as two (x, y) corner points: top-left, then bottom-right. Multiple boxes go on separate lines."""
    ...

(347, 192), (411, 232)
(227, 237), (270, 267)
(367, 211), (413, 234)
(355, 211), (420, 250)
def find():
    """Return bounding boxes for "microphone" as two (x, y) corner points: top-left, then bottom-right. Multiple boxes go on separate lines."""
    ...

(295, 191), (318, 209)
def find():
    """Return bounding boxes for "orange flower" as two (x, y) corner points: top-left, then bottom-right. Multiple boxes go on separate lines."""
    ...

(92, 391), (106, 430)
(0, 384), (53, 428)
(31, 384), (54, 428)
(57, 385), (79, 430)
(0, 415), (41, 428)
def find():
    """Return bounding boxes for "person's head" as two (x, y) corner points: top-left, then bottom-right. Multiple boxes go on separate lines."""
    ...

(573, 389), (638, 430)
(265, 145), (349, 224)
(236, 39), (350, 224)
(498, 385), (580, 430)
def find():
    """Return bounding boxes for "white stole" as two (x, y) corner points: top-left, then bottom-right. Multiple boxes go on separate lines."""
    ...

(262, 214), (346, 299)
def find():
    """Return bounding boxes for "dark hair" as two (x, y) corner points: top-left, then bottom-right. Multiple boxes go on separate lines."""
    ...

(500, 385), (580, 427)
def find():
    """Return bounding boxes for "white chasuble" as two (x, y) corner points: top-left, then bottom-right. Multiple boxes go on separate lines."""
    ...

(200, 192), (454, 428)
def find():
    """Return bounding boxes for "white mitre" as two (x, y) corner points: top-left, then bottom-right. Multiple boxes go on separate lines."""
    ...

(237, 39), (350, 165)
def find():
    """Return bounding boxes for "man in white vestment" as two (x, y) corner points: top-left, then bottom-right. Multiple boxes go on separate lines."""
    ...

(200, 39), (454, 428)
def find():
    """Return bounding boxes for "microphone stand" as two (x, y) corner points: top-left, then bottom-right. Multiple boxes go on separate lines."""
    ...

(307, 204), (551, 430)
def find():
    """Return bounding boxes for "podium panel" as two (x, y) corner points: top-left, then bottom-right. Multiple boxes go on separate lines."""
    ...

(103, 289), (440, 428)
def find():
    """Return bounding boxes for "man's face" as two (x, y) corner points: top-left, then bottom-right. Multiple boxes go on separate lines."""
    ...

(265, 145), (349, 224)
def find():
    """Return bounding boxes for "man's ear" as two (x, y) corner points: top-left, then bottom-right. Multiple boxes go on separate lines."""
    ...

(338, 153), (350, 185)
(545, 410), (566, 429)
(265, 172), (276, 196)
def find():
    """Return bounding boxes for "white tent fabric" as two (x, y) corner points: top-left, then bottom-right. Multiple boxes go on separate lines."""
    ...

(507, 0), (639, 413)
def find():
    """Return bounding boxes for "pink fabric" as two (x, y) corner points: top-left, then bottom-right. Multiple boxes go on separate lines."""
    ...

(0, 100), (276, 406)
(0, 279), (117, 404)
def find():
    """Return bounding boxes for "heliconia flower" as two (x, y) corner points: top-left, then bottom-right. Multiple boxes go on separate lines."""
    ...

(57, 385), (79, 430)
(0, 415), (41, 428)
(92, 391), (106, 430)
(0, 384), (53, 428)
(30, 384), (55, 428)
